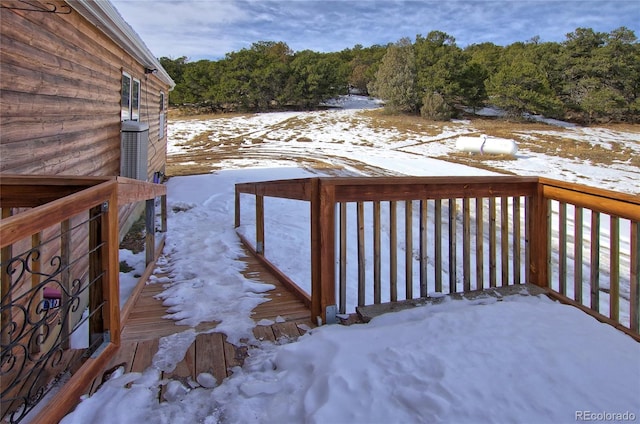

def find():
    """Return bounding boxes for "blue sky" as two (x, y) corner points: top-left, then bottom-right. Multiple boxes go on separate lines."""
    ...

(111, 0), (639, 61)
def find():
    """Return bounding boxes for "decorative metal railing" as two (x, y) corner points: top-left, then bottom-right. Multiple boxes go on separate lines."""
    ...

(236, 176), (640, 341)
(1, 207), (108, 423)
(1, 175), (166, 424)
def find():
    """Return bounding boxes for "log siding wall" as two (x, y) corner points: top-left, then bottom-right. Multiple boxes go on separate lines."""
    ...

(1, 3), (171, 352)
(0, 2), (169, 179)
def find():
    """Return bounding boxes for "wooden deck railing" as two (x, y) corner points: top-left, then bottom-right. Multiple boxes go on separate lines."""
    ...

(236, 176), (639, 341)
(0, 175), (166, 424)
(537, 178), (640, 339)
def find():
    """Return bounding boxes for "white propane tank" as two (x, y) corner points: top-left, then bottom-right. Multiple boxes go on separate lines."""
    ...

(455, 135), (518, 156)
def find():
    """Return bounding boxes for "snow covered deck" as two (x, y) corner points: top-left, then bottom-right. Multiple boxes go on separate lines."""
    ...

(3, 172), (638, 423)
(85, 246), (314, 399)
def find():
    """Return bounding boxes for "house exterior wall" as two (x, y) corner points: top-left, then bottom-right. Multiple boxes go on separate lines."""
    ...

(0, 2), (170, 180)
(0, 3), (172, 371)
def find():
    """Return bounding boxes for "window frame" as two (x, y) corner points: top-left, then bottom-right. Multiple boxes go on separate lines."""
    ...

(159, 92), (166, 139)
(132, 79), (140, 121)
(121, 72), (132, 121)
(121, 72), (141, 121)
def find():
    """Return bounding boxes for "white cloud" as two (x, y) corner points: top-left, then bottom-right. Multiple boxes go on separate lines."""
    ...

(111, 0), (640, 60)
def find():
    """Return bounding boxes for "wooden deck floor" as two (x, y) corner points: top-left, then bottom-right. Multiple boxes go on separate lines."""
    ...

(87, 247), (314, 398)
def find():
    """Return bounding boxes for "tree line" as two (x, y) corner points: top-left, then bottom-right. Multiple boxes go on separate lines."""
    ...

(160, 27), (639, 124)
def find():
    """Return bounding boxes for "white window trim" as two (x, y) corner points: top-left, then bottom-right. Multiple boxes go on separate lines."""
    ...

(132, 78), (140, 121)
(121, 72), (132, 121)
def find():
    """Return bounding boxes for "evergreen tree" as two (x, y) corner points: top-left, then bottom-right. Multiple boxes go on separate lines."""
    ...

(560, 27), (639, 122)
(457, 62), (488, 112)
(368, 38), (418, 113)
(560, 28), (608, 120)
(344, 44), (387, 94)
(156, 27), (638, 122)
(179, 60), (218, 106)
(599, 27), (639, 122)
(414, 31), (466, 110)
(220, 42), (293, 111)
(420, 92), (453, 120)
(465, 42), (504, 76)
(487, 60), (563, 118)
(284, 50), (348, 109)
(159, 56), (188, 105)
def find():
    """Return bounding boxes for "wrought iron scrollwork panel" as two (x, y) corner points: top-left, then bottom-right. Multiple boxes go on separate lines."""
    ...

(1, 241), (98, 423)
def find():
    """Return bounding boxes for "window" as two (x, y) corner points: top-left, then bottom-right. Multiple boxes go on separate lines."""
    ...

(132, 79), (140, 121)
(121, 72), (141, 121)
(159, 92), (165, 139)
(121, 73), (131, 121)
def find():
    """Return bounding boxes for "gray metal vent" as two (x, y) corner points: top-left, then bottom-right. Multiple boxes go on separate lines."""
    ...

(120, 121), (149, 180)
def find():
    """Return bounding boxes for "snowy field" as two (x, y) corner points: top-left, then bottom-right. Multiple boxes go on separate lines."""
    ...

(61, 97), (640, 423)
(168, 95), (640, 194)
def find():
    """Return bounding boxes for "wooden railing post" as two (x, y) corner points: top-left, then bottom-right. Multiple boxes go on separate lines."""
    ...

(434, 199), (442, 292)
(234, 186), (241, 228)
(88, 187), (120, 350)
(475, 198), (484, 290)
(590, 212), (601, 312)
(389, 200), (397, 301)
(374, 201), (382, 302)
(489, 198), (497, 287)
(405, 200), (413, 299)
(310, 179), (321, 322)
(145, 198), (155, 266)
(419, 200), (428, 296)
(462, 198), (471, 292)
(513, 197), (521, 285)
(310, 179), (336, 324)
(357, 201), (366, 306)
(339, 202), (347, 313)
(529, 181), (549, 288)
(574, 207), (584, 303)
(104, 189), (120, 346)
(448, 198), (457, 293)
(631, 221), (639, 333)
(500, 196), (509, 287)
(161, 194), (168, 233)
(609, 216), (620, 322)
(256, 194), (264, 255)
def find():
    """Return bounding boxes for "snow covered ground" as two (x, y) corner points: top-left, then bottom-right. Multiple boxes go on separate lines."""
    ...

(61, 97), (640, 423)
(64, 293), (640, 424)
(168, 96), (640, 194)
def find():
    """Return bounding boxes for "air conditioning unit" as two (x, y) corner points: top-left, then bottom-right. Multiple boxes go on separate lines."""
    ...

(120, 121), (149, 180)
